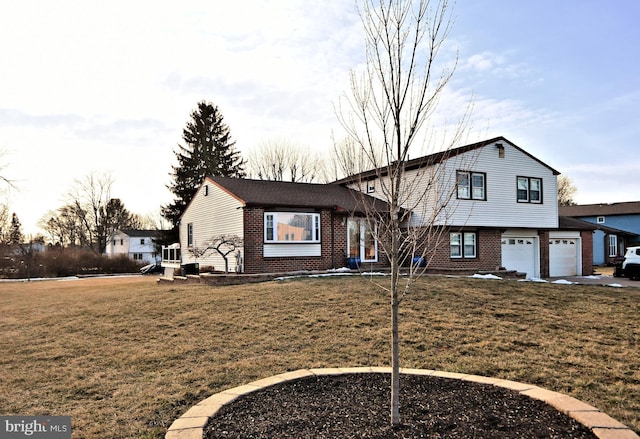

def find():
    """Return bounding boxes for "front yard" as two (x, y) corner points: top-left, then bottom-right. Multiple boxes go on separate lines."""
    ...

(0, 275), (637, 438)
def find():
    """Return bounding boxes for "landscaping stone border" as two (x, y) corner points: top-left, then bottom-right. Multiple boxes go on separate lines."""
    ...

(165, 367), (639, 439)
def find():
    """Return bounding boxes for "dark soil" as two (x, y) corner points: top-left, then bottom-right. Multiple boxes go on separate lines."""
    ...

(203, 373), (597, 438)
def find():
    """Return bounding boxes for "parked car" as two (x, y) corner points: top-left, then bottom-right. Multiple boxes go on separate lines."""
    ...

(622, 246), (640, 280)
(140, 263), (163, 275)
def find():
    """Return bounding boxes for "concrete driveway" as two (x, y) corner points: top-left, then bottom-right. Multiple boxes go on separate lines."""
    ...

(546, 266), (640, 288)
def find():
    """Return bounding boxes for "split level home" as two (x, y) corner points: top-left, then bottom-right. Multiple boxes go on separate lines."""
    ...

(104, 229), (162, 265)
(560, 202), (640, 265)
(162, 137), (593, 279)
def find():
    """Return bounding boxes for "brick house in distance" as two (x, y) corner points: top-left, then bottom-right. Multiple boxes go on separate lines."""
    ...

(165, 137), (593, 278)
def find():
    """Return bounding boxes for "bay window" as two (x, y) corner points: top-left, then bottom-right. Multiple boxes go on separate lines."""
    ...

(264, 212), (320, 243)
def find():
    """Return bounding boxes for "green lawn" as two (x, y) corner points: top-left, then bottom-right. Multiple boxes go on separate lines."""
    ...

(0, 275), (638, 438)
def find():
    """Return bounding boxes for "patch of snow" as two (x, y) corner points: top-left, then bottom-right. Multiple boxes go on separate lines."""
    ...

(582, 275), (601, 280)
(327, 267), (352, 273)
(606, 283), (624, 288)
(469, 274), (502, 280)
(551, 279), (575, 285)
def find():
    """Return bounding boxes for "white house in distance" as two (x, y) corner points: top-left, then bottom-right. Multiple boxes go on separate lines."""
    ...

(104, 229), (161, 265)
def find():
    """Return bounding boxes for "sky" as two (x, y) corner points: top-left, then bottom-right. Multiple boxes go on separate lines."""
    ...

(1, 0), (639, 235)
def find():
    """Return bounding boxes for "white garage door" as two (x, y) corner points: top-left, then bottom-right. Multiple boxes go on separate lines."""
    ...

(502, 237), (537, 279)
(549, 238), (578, 277)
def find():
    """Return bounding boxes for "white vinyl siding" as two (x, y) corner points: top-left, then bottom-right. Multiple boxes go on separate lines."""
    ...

(264, 243), (321, 257)
(180, 179), (244, 272)
(355, 142), (558, 229)
(435, 142), (558, 228)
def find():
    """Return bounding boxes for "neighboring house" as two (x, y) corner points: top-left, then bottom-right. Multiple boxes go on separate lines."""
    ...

(104, 230), (162, 265)
(559, 202), (640, 265)
(165, 137), (593, 278)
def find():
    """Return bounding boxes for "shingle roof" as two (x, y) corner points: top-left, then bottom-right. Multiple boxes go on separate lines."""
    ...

(559, 201), (640, 217)
(120, 229), (163, 238)
(208, 176), (389, 214)
(558, 216), (638, 237)
(333, 136), (560, 184)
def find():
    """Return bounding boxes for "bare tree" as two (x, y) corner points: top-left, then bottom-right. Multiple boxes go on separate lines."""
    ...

(248, 139), (326, 182)
(557, 174), (578, 206)
(188, 235), (243, 274)
(335, 0), (471, 426)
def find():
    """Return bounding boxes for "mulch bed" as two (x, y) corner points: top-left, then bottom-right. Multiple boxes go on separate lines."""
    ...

(204, 373), (597, 438)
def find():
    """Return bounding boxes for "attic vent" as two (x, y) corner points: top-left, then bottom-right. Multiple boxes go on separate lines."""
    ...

(496, 144), (505, 158)
(204, 185), (209, 196)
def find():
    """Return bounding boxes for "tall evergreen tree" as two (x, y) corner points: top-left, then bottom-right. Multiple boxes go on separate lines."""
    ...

(162, 101), (245, 227)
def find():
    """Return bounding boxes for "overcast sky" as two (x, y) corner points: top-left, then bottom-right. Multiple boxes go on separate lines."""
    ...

(1, 0), (638, 235)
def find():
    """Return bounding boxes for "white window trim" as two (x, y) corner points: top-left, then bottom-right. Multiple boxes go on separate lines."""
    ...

(597, 216), (605, 224)
(450, 232), (477, 259)
(608, 235), (618, 257)
(264, 212), (321, 243)
(187, 223), (193, 247)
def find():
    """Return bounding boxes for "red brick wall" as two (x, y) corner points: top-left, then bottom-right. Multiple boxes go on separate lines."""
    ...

(242, 208), (351, 274)
(539, 230), (550, 278)
(418, 228), (502, 271)
(581, 230), (594, 275)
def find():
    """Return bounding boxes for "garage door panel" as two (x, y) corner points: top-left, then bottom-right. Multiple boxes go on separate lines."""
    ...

(501, 237), (537, 279)
(549, 238), (578, 277)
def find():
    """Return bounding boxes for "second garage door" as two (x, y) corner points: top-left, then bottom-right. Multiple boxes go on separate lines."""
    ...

(549, 237), (579, 277)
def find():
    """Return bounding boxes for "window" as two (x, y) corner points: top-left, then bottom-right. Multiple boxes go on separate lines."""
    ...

(204, 185), (209, 196)
(597, 216), (605, 224)
(366, 180), (375, 193)
(112, 239), (116, 246)
(133, 253), (143, 260)
(120, 239), (124, 245)
(517, 176), (543, 203)
(457, 171), (486, 200)
(264, 212), (320, 243)
(608, 235), (618, 257)
(140, 239), (145, 245)
(450, 232), (477, 259)
(348, 218), (377, 262)
(187, 223), (193, 247)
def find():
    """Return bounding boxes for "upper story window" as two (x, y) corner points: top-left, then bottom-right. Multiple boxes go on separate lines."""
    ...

(597, 216), (605, 224)
(517, 176), (542, 203)
(140, 239), (145, 245)
(366, 180), (375, 193)
(264, 212), (320, 243)
(457, 171), (486, 201)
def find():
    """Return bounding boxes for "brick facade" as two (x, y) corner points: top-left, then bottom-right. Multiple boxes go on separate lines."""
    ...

(581, 230), (594, 275)
(242, 207), (351, 274)
(423, 228), (503, 272)
(539, 230), (550, 278)
(241, 208), (594, 276)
